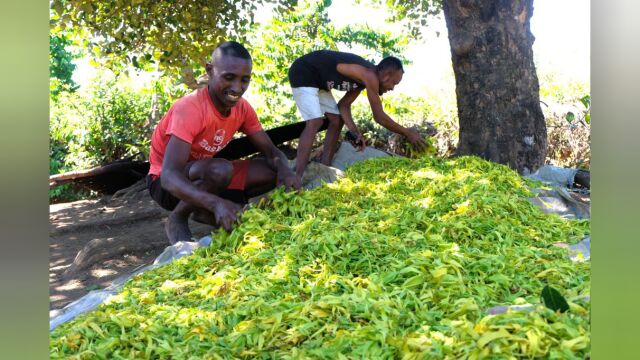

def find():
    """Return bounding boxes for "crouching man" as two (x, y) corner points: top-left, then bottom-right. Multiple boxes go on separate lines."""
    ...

(147, 41), (300, 244)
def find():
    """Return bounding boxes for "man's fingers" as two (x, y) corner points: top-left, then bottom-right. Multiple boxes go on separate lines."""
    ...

(412, 136), (427, 150)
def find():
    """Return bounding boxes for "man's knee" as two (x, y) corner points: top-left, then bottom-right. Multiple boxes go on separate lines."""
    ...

(326, 113), (343, 127)
(305, 117), (325, 132)
(202, 159), (234, 187)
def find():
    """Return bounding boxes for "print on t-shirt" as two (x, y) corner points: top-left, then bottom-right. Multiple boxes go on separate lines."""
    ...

(213, 129), (226, 146)
(197, 139), (215, 154)
(326, 80), (359, 92)
(196, 128), (228, 158)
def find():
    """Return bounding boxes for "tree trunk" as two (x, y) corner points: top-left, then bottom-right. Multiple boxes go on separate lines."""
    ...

(180, 57), (199, 90)
(443, 0), (546, 174)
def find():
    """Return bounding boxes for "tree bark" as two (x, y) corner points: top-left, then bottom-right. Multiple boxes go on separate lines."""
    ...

(443, 0), (546, 174)
(180, 56), (199, 90)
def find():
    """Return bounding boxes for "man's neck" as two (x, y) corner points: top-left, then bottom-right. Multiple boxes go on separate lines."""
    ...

(207, 85), (231, 117)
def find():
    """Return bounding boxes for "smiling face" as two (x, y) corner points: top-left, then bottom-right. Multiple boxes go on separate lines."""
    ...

(206, 54), (252, 115)
(377, 68), (403, 96)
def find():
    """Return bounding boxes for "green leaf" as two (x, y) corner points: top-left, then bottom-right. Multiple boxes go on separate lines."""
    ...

(477, 329), (511, 348)
(541, 285), (569, 313)
(580, 95), (591, 109)
(52, 1), (64, 17)
(565, 112), (575, 123)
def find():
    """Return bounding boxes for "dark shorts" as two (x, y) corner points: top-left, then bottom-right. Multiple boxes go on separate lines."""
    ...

(147, 160), (250, 211)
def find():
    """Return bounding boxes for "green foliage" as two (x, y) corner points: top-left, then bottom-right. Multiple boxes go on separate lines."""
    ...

(538, 70), (591, 169)
(49, 33), (81, 98)
(579, 95), (591, 125)
(248, 0), (410, 128)
(50, 156), (589, 358)
(50, 0), (295, 84)
(350, 92), (459, 157)
(49, 183), (92, 204)
(359, 0), (443, 38)
(50, 70), (186, 172)
(50, 87), (148, 171)
(538, 72), (589, 104)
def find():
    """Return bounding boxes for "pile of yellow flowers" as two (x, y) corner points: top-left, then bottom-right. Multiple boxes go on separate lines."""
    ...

(51, 156), (590, 359)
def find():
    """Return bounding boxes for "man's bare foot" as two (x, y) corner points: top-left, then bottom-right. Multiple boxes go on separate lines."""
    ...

(165, 212), (193, 244)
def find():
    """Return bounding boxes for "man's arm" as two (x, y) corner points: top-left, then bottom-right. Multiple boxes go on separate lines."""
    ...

(338, 89), (367, 150)
(336, 63), (427, 150)
(247, 131), (301, 191)
(161, 135), (240, 229)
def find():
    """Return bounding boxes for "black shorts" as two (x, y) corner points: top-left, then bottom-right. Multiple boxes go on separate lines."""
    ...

(146, 175), (248, 211)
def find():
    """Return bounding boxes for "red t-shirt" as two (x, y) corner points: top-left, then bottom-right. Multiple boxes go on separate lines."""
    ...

(148, 87), (263, 176)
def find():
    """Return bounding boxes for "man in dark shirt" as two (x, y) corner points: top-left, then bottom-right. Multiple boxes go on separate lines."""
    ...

(288, 50), (427, 179)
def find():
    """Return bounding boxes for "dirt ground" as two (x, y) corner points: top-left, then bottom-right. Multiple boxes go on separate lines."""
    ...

(49, 187), (215, 311)
(49, 146), (302, 314)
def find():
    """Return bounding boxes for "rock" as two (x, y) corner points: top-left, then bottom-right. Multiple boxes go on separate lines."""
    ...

(330, 141), (393, 171)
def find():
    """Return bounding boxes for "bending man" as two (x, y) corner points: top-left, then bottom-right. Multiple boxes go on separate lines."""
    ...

(288, 50), (427, 179)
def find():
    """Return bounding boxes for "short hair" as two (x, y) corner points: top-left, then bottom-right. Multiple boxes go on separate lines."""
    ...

(212, 41), (252, 61)
(376, 56), (404, 73)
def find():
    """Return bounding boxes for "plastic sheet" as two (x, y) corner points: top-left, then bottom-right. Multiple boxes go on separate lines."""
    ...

(50, 237), (213, 331)
(526, 165), (579, 188)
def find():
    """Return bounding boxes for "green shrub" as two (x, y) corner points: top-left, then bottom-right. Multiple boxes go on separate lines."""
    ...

(49, 33), (80, 99)
(50, 80), (149, 171)
(349, 91), (459, 157)
(49, 69), (189, 202)
(246, 0), (408, 130)
(538, 70), (591, 169)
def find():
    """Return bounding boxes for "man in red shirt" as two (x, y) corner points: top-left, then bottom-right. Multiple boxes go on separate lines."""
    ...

(147, 41), (300, 244)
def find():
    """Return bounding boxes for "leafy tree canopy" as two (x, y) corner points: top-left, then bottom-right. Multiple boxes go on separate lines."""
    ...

(50, 32), (81, 97)
(358, 0), (443, 37)
(248, 0), (410, 126)
(50, 0), (296, 85)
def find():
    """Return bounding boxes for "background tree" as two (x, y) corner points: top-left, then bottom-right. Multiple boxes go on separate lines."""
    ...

(49, 33), (80, 98)
(442, 0), (546, 173)
(52, 0), (551, 173)
(50, 0), (295, 88)
(248, 0), (409, 127)
(383, 0), (547, 173)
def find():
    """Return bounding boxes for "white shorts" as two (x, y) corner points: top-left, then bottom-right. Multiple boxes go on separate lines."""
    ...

(291, 87), (340, 121)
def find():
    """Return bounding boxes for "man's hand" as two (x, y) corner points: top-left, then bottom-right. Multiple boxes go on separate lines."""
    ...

(353, 132), (367, 151)
(210, 199), (243, 232)
(277, 167), (302, 192)
(246, 131), (303, 192)
(345, 130), (367, 152)
(405, 128), (427, 151)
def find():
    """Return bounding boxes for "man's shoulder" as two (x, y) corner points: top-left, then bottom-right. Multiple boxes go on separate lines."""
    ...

(233, 97), (258, 120)
(236, 97), (256, 111)
(307, 49), (355, 58)
(173, 88), (205, 109)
